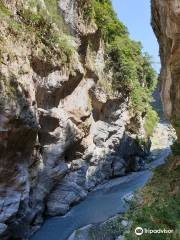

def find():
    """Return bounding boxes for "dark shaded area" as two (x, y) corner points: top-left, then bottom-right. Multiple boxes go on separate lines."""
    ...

(30, 57), (60, 78)
(39, 115), (59, 132)
(0, 78), (39, 240)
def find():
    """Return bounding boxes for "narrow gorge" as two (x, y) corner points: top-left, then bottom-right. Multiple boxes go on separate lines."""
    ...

(0, 1), (179, 240)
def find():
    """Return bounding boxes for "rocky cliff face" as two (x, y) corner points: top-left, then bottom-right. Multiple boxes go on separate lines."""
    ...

(151, 0), (180, 216)
(0, 1), (150, 239)
(152, 0), (180, 139)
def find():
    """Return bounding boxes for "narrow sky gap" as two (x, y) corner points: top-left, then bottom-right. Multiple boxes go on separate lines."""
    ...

(112, 0), (160, 73)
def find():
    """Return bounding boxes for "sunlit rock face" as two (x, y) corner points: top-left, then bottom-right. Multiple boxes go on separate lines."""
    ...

(152, 0), (180, 138)
(0, 0), (150, 239)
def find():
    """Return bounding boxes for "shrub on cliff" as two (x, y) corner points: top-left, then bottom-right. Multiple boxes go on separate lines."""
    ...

(93, 0), (158, 134)
(93, 0), (128, 42)
(0, 0), (76, 68)
(144, 107), (159, 136)
(93, 0), (157, 96)
(107, 37), (157, 110)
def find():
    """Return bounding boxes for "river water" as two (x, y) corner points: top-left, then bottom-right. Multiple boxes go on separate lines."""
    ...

(31, 146), (170, 240)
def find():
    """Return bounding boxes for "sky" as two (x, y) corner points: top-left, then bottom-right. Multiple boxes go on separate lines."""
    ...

(112, 0), (160, 73)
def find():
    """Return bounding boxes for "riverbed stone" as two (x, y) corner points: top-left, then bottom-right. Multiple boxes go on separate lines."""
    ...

(67, 214), (123, 240)
(68, 224), (93, 240)
(0, 223), (7, 235)
(122, 192), (134, 203)
(112, 157), (126, 177)
(46, 181), (87, 216)
(116, 236), (124, 240)
(121, 220), (129, 228)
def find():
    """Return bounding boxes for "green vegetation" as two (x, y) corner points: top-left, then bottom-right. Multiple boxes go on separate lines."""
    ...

(125, 156), (180, 240)
(93, 0), (157, 109)
(171, 116), (180, 129)
(77, 0), (95, 22)
(93, 0), (128, 42)
(0, 1), (11, 18)
(171, 141), (180, 156)
(107, 39), (157, 111)
(92, 0), (158, 134)
(18, 7), (75, 61)
(0, 1), (22, 34)
(0, 0), (75, 65)
(44, 0), (66, 31)
(144, 107), (159, 136)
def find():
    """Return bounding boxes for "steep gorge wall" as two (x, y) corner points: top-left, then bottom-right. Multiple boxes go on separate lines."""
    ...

(151, 0), (180, 210)
(152, 0), (180, 138)
(0, 1), (152, 239)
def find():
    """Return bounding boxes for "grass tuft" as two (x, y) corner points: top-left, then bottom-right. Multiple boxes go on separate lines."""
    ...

(125, 156), (180, 240)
